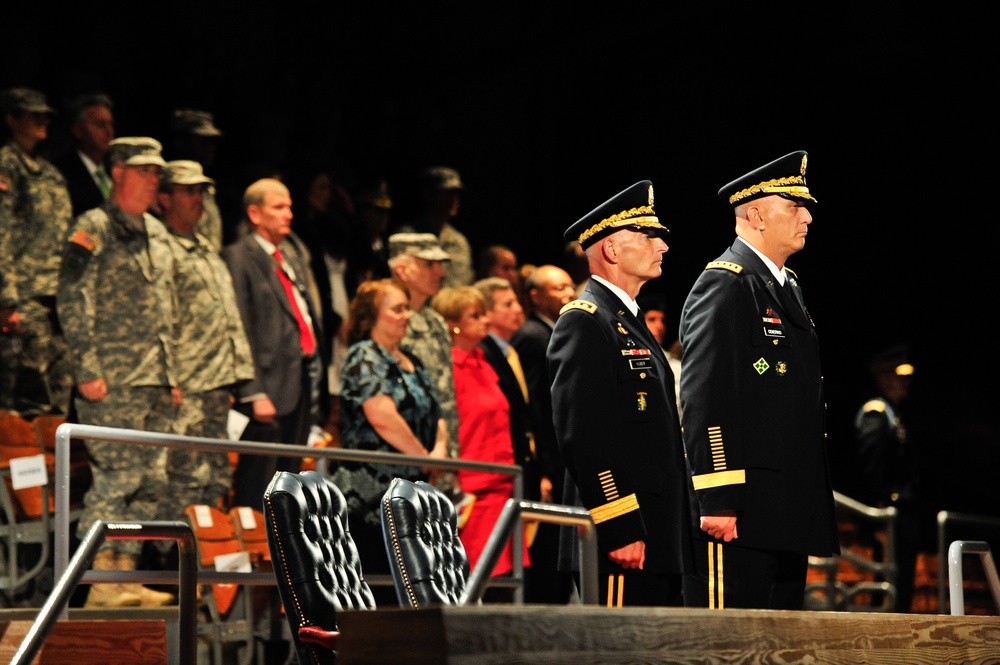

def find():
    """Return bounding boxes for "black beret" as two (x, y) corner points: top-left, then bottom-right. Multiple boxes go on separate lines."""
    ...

(564, 180), (668, 249)
(718, 150), (817, 207)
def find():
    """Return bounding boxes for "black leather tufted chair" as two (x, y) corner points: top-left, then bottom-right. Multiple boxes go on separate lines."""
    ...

(380, 477), (471, 607)
(264, 470), (376, 665)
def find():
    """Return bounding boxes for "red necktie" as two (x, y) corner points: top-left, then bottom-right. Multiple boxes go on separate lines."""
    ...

(273, 249), (316, 355)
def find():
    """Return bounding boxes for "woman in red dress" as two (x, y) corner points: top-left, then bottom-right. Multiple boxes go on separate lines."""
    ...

(431, 286), (530, 578)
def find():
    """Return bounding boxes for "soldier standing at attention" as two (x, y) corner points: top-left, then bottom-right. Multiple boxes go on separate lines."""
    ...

(679, 151), (839, 610)
(57, 137), (178, 608)
(0, 88), (75, 416)
(396, 167), (474, 288)
(155, 160), (255, 518)
(548, 180), (693, 607)
(386, 232), (460, 492)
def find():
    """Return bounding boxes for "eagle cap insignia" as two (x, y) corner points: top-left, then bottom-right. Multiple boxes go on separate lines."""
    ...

(648, 184), (654, 207)
(800, 153), (808, 177)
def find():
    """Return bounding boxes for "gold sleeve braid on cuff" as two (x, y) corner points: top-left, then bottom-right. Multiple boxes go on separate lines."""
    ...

(588, 493), (639, 525)
(691, 469), (746, 491)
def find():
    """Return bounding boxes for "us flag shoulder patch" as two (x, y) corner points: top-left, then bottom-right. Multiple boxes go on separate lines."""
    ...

(70, 230), (98, 252)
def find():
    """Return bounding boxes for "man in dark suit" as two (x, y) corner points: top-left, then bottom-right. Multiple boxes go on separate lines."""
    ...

(510, 263), (577, 603)
(548, 180), (693, 607)
(511, 264), (575, 504)
(52, 93), (115, 218)
(473, 277), (539, 497)
(679, 151), (839, 610)
(221, 177), (324, 507)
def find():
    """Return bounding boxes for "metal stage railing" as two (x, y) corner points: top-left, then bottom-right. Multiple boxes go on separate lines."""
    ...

(10, 519), (198, 665)
(937, 511), (1000, 614)
(51, 422), (594, 620)
(947, 540), (1000, 616)
(804, 491), (899, 611)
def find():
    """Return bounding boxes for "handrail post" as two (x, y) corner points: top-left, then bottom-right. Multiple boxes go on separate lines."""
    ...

(11, 519), (197, 665)
(576, 513), (598, 605)
(937, 510), (1000, 614)
(948, 539), (1000, 616)
(460, 500), (595, 606)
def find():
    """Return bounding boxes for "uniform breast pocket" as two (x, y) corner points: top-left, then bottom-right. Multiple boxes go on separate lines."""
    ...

(615, 356), (659, 422)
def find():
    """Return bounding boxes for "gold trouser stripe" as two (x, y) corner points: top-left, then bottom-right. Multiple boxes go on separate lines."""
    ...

(605, 574), (625, 608)
(708, 542), (716, 609)
(691, 469), (746, 491)
(707, 542), (724, 610)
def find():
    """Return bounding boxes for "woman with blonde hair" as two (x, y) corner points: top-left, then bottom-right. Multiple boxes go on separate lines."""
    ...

(431, 286), (529, 580)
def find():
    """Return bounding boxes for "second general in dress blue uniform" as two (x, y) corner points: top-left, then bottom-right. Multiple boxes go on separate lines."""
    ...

(679, 150), (840, 610)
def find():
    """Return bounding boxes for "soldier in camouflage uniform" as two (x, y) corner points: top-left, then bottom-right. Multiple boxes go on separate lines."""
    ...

(155, 160), (255, 522)
(0, 88), (75, 415)
(57, 137), (178, 608)
(395, 167), (474, 288)
(387, 233), (460, 492)
(167, 109), (224, 251)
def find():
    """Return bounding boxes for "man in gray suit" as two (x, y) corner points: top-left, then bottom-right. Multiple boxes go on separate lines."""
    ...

(221, 177), (324, 507)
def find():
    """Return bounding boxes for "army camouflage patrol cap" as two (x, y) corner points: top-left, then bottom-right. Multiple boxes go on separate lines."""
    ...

(718, 150), (817, 207)
(163, 160), (215, 186)
(564, 180), (668, 249)
(108, 137), (168, 167)
(388, 233), (451, 261)
(171, 109), (222, 137)
(0, 87), (56, 115)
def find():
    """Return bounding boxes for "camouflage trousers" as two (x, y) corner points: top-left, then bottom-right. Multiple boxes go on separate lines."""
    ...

(159, 387), (234, 522)
(0, 299), (73, 416)
(75, 385), (177, 556)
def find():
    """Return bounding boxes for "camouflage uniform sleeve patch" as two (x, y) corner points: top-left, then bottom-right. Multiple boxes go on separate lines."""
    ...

(559, 299), (598, 316)
(70, 230), (98, 251)
(61, 230), (99, 283)
(705, 260), (743, 273)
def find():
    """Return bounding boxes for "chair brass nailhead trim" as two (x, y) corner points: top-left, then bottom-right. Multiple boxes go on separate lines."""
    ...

(263, 473), (308, 629)
(383, 477), (419, 608)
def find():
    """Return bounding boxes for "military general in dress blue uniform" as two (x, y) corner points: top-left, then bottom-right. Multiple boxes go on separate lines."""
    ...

(679, 150), (839, 610)
(548, 180), (693, 607)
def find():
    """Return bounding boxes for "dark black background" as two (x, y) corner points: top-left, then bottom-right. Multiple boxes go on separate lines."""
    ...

(4, 4), (995, 511)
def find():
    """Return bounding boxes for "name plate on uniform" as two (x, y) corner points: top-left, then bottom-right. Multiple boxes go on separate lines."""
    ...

(629, 358), (653, 371)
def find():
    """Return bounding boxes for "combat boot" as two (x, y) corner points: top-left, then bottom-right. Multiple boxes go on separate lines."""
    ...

(116, 552), (176, 606)
(83, 549), (142, 608)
